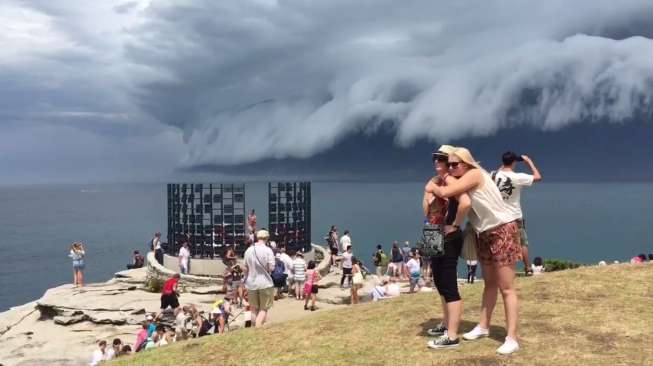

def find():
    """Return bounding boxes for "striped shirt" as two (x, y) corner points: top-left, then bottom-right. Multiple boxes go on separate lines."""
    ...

(293, 258), (306, 281)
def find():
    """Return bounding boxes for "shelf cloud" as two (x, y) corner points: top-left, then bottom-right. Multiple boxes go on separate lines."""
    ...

(3, 0), (653, 181)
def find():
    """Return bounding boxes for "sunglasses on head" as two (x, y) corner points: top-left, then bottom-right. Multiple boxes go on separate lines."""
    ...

(432, 153), (448, 163)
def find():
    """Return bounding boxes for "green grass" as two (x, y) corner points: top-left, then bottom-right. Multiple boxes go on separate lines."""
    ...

(112, 263), (653, 366)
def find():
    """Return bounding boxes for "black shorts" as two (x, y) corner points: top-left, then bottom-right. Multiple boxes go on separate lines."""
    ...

(430, 232), (463, 303)
(273, 277), (286, 288)
(160, 293), (179, 309)
(330, 246), (338, 255)
(311, 285), (318, 294)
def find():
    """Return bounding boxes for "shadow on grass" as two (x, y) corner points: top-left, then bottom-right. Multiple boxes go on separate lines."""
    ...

(418, 319), (507, 342)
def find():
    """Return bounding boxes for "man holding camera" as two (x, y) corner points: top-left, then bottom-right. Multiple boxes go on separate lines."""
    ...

(492, 152), (542, 276)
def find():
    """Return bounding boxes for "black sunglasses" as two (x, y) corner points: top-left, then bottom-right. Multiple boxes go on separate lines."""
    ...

(447, 162), (461, 168)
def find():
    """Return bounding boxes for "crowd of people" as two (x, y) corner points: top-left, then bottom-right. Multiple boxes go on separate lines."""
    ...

(82, 145), (653, 361)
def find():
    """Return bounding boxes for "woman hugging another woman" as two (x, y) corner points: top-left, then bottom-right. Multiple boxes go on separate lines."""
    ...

(426, 147), (523, 355)
(424, 145), (471, 350)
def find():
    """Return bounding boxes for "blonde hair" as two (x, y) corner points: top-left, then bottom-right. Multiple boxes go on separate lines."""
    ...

(451, 147), (482, 169)
(437, 145), (457, 155)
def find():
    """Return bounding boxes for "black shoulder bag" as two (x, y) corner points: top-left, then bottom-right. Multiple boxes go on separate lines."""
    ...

(421, 223), (445, 258)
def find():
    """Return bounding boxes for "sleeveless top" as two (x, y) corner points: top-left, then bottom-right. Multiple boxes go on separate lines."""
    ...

(427, 176), (449, 225)
(468, 172), (514, 233)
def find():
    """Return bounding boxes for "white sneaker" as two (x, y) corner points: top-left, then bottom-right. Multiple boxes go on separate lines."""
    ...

(462, 325), (489, 341)
(496, 337), (520, 355)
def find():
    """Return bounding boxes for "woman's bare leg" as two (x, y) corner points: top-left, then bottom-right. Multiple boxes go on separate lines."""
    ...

(479, 263), (498, 330)
(496, 263), (518, 339)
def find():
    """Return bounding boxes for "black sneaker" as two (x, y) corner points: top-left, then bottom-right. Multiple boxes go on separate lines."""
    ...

(426, 323), (447, 336)
(427, 336), (460, 349)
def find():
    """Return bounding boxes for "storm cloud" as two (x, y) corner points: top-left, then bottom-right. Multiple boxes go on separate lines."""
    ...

(3, 0), (653, 181)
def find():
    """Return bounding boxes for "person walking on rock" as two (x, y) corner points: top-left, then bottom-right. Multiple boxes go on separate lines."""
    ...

(243, 229), (276, 327)
(160, 273), (181, 312)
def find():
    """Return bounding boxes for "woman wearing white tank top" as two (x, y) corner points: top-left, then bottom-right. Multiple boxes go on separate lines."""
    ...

(426, 147), (522, 356)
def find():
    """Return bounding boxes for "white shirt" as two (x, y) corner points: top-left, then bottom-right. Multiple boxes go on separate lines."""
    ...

(89, 349), (105, 365)
(339, 234), (351, 250)
(406, 258), (420, 274)
(342, 252), (353, 269)
(468, 173), (515, 233)
(179, 247), (190, 264)
(243, 242), (275, 290)
(279, 253), (294, 276)
(153, 237), (161, 250)
(492, 170), (534, 221)
(105, 348), (116, 361)
(372, 285), (386, 301)
(386, 283), (401, 297)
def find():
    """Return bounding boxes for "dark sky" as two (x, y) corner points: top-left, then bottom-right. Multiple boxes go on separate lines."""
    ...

(188, 120), (653, 182)
(2, 1), (653, 184)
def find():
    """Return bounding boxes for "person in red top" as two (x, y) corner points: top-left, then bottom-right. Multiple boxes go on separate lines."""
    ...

(160, 273), (181, 311)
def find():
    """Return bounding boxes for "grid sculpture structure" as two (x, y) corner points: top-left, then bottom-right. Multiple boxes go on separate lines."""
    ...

(268, 182), (311, 254)
(167, 183), (246, 258)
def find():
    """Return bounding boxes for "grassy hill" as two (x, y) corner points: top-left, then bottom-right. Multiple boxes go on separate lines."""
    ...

(113, 263), (653, 366)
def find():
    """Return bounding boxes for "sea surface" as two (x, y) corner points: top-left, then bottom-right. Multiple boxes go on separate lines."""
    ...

(1, 181), (652, 311)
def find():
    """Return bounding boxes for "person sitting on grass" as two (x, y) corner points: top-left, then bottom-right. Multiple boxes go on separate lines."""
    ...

(212, 297), (232, 334)
(532, 257), (545, 275)
(134, 322), (149, 352)
(371, 278), (389, 301)
(174, 306), (192, 341)
(386, 277), (401, 297)
(89, 340), (107, 366)
(105, 338), (122, 360)
(303, 260), (321, 311)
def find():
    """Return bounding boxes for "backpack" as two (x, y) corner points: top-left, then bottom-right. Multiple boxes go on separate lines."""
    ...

(271, 259), (285, 281)
(373, 252), (381, 266)
(379, 252), (389, 267)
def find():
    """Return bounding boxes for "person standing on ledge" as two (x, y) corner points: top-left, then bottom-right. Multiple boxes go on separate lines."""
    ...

(243, 229), (275, 327)
(69, 241), (85, 287)
(340, 230), (352, 251)
(178, 240), (190, 274)
(492, 152), (542, 276)
(151, 232), (163, 265)
(247, 209), (257, 233)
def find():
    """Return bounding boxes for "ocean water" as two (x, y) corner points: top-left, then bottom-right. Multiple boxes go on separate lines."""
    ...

(1, 182), (651, 311)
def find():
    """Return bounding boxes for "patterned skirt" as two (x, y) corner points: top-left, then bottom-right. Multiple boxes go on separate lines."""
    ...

(476, 221), (522, 267)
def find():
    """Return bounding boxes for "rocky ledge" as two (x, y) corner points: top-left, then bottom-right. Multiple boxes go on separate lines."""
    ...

(0, 245), (385, 366)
